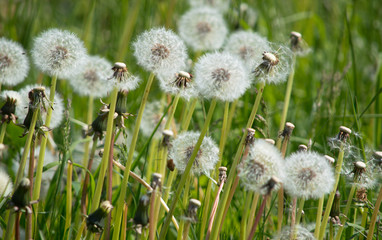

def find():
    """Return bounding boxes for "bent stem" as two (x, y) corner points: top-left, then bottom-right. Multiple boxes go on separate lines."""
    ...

(247, 195), (269, 240)
(334, 184), (357, 240)
(366, 185), (382, 240)
(112, 73), (155, 240)
(159, 99), (217, 239)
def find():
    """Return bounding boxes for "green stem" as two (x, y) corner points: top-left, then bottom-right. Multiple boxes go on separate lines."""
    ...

(112, 73), (155, 240)
(329, 222), (334, 240)
(319, 143), (345, 240)
(0, 123), (7, 144)
(164, 93), (180, 130)
(183, 222), (191, 240)
(246, 193), (259, 238)
(240, 192), (253, 240)
(210, 82), (265, 240)
(181, 98), (197, 131)
(81, 96), (94, 171)
(367, 185), (382, 240)
(226, 99), (238, 134)
(360, 207), (368, 240)
(90, 87), (119, 212)
(65, 160), (73, 234)
(159, 99), (217, 239)
(177, 175), (192, 240)
(296, 197), (305, 224)
(334, 184), (357, 240)
(314, 196), (324, 238)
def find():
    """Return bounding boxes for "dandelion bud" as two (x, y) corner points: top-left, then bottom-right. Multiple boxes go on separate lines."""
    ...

(150, 173), (162, 191)
(133, 194), (150, 227)
(186, 199), (201, 223)
(86, 200), (113, 233)
(298, 144), (308, 152)
(0, 168), (13, 197)
(261, 176), (281, 196)
(9, 178), (30, 211)
(22, 88), (46, 131)
(245, 128), (256, 146)
(0, 91), (23, 124)
(88, 106), (109, 140)
(264, 138), (275, 145)
(324, 155), (335, 164)
(162, 130), (174, 147)
(218, 166), (227, 186)
(337, 126), (351, 142)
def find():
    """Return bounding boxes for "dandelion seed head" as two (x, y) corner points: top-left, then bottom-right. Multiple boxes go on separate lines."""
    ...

(238, 139), (284, 194)
(188, 0), (230, 12)
(194, 52), (249, 102)
(157, 70), (198, 101)
(133, 28), (187, 76)
(169, 131), (219, 175)
(0, 38), (29, 86)
(284, 151), (335, 199)
(0, 168), (13, 197)
(274, 225), (316, 240)
(32, 29), (87, 78)
(18, 84), (64, 129)
(69, 55), (113, 97)
(178, 7), (227, 51)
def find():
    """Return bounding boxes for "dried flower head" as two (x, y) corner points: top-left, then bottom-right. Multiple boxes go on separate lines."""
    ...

(140, 101), (166, 139)
(224, 31), (269, 70)
(69, 55), (113, 97)
(274, 225), (315, 240)
(194, 52), (250, 102)
(157, 70), (198, 101)
(253, 43), (293, 84)
(0, 38), (29, 86)
(133, 28), (187, 76)
(178, 7), (228, 51)
(238, 139), (284, 194)
(188, 0), (230, 12)
(0, 90), (24, 124)
(284, 151), (335, 199)
(18, 84), (64, 129)
(169, 131), (219, 175)
(0, 168), (13, 197)
(290, 31), (311, 56)
(110, 62), (141, 91)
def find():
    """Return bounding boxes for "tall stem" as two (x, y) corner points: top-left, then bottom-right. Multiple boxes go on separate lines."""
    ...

(0, 123), (7, 144)
(314, 196), (324, 238)
(81, 138), (98, 215)
(367, 185), (382, 240)
(239, 192), (253, 240)
(334, 184), (357, 240)
(180, 98), (197, 131)
(26, 140), (36, 240)
(105, 132), (115, 240)
(177, 175), (192, 240)
(159, 99), (217, 239)
(65, 160), (73, 234)
(81, 96), (94, 171)
(247, 195), (268, 240)
(296, 197), (305, 224)
(112, 73), (155, 240)
(359, 207), (368, 240)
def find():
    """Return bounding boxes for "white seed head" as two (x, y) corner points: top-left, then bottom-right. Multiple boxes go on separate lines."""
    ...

(140, 101), (166, 139)
(284, 151), (335, 199)
(194, 52), (250, 102)
(113, 73), (141, 92)
(178, 7), (228, 51)
(68, 55), (113, 97)
(169, 131), (219, 175)
(31, 28), (87, 79)
(18, 84), (64, 129)
(224, 30), (269, 70)
(157, 70), (198, 101)
(0, 90), (24, 107)
(188, 0), (230, 12)
(0, 168), (13, 197)
(238, 139), (284, 194)
(274, 225), (316, 240)
(0, 38), (30, 86)
(133, 27), (187, 76)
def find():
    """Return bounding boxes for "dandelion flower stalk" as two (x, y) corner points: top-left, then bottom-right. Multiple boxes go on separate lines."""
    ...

(176, 174), (192, 240)
(65, 160), (73, 233)
(367, 185), (382, 240)
(26, 140), (36, 240)
(0, 123), (6, 144)
(149, 173), (162, 240)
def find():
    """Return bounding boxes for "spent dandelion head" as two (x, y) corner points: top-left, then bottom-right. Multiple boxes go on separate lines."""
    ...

(169, 131), (219, 175)
(194, 52), (250, 102)
(0, 90), (24, 124)
(178, 7), (228, 51)
(133, 28), (187, 76)
(157, 70), (198, 101)
(186, 199), (202, 223)
(9, 178), (30, 212)
(68, 55), (113, 97)
(0, 38), (30, 86)
(290, 31), (311, 56)
(344, 160), (376, 189)
(238, 139), (284, 194)
(32, 28), (87, 78)
(110, 62), (141, 91)
(283, 151), (335, 199)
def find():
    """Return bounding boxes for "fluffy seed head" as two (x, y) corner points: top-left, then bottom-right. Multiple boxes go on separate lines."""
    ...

(68, 55), (113, 97)
(238, 139), (284, 194)
(133, 27), (187, 76)
(194, 52), (249, 102)
(31, 28), (87, 78)
(284, 151), (335, 199)
(187, 0), (230, 12)
(157, 70), (198, 101)
(18, 84), (64, 129)
(0, 168), (13, 197)
(178, 7), (228, 51)
(274, 225), (316, 240)
(169, 131), (219, 175)
(0, 38), (29, 86)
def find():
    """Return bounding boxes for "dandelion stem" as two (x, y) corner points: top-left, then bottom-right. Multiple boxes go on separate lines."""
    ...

(296, 197), (305, 224)
(329, 222), (334, 240)
(314, 196), (324, 238)
(0, 123), (7, 144)
(105, 132), (115, 240)
(26, 139), (36, 240)
(159, 99), (217, 239)
(206, 180), (225, 240)
(366, 185), (382, 240)
(181, 98), (197, 131)
(334, 184), (357, 240)
(239, 191), (253, 240)
(210, 82), (265, 240)
(359, 207), (368, 240)
(319, 143), (345, 240)
(247, 195), (268, 240)
(291, 197), (297, 229)
(177, 175), (192, 240)
(112, 73), (155, 240)
(121, 203), (128, 240)
(149, 186), (159, 240)
(81, 137), (98, 215)
(81, 96), (94, 173)
(182, 221), (191, 240)
(246, 193), (260, 239)
(15, 212), (20, 240)
(65, 160), (73, 234)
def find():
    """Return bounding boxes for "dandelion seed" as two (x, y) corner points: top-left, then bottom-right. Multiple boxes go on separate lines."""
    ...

(194, 52), (249, 102)
(284, 151), (335, 199)
(274, 225), (316, 240)
(31, 28), (87, 78)
(68, 55), (113, 97)
(187, 0), (230, 12)
(238, 139), (284, 194)
(0, 90), (24, 124)
(157, 70), (198, 101)
(224, 30), (269, 70)
(133, 28), (187, 76)
(0, 168), (13, 197)
(169, 131), (219, 175)
(0, 38), (29, 86)
(178, 7), (227, 51)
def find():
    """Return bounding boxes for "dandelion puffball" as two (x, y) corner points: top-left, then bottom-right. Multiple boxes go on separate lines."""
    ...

(0, 38), (30, 86)
(284, 151), (335, 199)
(178, 7), (228, 51)
(157, 70), (198, 101)
(133, 27), (187, 76)
(238, 139), (284, 194)
(32, 28), (87, 79)
(169, 131), (219, 175)
(194, 52), (249, 102)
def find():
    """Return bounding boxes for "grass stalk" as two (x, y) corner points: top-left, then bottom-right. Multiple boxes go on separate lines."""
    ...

(65, 160), (73, 234)
(112, 73), (155, 240)
(180, 98), (197, 131)
(334, 184), (357, 240)
(366, 185), (382, 240)
(314, 196), (324, 238)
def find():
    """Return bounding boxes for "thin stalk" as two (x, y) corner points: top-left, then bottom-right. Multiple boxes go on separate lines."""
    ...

(206, 181), (225, 240)
(145, 139), (158, 183)
(65, 160), (73, 234)
(163, 169), (177, 203)
(112, 73), (155, 240)
(296, 197), (305, 224)
(319, 143), (345, 239)
(277, 138), (291, 233)
(182, 221), (191, 240)
(149, 187), (158, 240)
(334, 184), (357, 240)
(121, 203), (128, 240)
(219, 176), (239, 234)
(359, 207), (368, 240)
(177, 175), (192, 240)
(159, 99), (217, 239)
(105, 132), (115, 240)
(81, 96), (94, 172)
(15, 212), (20, 240)
(247, 195), (269, 240)
(74, 219), (87, 240)
(239, 192), (253, 240)
(246, 193), (260, 239)
(164, 93), (180, 130)
(0, 123), (7, 144)
(291, 197), (297, 229)
(81, 138), (98, 215)
(329, 222), (334, 240)
(200, 181), (213, 240)
(226, 99), (238, 134)
(210, 82), (265, 240)
(314, 196), (324, 238)
(26, 139), (36, 240)
(90, 86), (119, 212)
(367, 185), (382, 240)
(181, 98), (197, 131)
